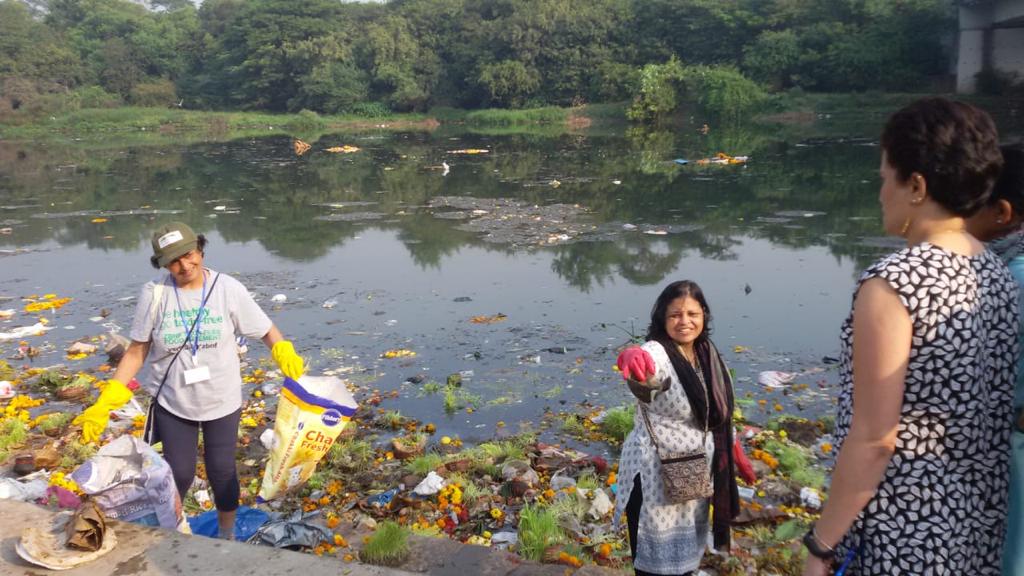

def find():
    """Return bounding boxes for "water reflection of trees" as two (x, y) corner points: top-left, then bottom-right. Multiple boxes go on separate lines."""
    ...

(0, 125), (889, 288)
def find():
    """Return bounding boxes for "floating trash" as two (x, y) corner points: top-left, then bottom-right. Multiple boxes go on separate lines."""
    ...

(469, 313), (507, 324)
(0, 322), (52, 341)
(324, 145), (360, 154)
(693, 152), (748, 166)
(758, 370), (798, 388)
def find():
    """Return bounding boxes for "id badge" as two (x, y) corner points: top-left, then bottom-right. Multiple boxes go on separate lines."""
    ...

(183, 365), (211, 386)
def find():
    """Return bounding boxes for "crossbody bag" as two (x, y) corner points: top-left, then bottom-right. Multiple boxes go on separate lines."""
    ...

(142, 272), (220, 445)
(640, 365), (713, 504)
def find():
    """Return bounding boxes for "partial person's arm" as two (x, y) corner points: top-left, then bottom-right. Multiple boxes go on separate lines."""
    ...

(261, 324), (284, 349)
(263, 325), (305, 380)
(74, 339), (151, 443)
(111, 340), (151, 385)
(803, 278), (909, 575)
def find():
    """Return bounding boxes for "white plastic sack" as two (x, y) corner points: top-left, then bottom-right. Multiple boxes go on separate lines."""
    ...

(257, 376), (357, 501)
(70, 435), (182, 530)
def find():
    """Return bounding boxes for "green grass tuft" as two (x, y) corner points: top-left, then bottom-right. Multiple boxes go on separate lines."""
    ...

(762, 439), (825, 489)
(516, 504), (567, 561)
(380, 410), (405, 429)
(576, 471), (601, 491)
(36, 412), (73, 434)
(58, 441), (97, 471)
(600, 405), (635, 441)
(420, 381), (442, 395)
(472, 439), (526, 463)
(443, 385), (459, 413)
(327, 438), (375, 470)
(0, 419), (29, 463)
(560, 413), (587, 437)
(405, 453), (444, 475)
(547, 491), (588, 522)
(360, 521), (410, 566)
(445, 472), (487, 505)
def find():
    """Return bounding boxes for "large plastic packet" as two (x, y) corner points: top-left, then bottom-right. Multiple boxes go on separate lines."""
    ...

(70, 435), (183, 530)
(257, 375), (357, 501)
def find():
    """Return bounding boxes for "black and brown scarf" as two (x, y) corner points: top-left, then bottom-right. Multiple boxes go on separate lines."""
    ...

(655, 336), (739, 551)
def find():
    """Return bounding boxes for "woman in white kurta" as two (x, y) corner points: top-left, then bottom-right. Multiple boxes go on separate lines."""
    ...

(614, 280), (739, 575)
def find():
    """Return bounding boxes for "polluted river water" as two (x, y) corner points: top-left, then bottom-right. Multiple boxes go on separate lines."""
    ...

(7, 113), (1024, 572)
(0, 126), (898, 448)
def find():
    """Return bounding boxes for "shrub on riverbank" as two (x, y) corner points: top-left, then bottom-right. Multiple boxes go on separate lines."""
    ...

(627, 59), (767, 124)
(431, 106), (569, 126)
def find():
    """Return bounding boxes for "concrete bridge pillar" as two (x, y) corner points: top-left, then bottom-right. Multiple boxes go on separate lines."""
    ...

(958, 0), (1024, 93)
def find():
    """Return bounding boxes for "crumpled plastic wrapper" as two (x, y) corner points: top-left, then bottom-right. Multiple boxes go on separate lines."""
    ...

(248, 510), (331, 549)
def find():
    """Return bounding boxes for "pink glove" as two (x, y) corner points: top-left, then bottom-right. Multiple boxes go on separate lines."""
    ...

(617, 347), (655, 382)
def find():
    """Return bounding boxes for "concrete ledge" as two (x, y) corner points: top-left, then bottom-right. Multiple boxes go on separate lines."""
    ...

(0, 500), (627, 576)
(0, 499), (414, 576)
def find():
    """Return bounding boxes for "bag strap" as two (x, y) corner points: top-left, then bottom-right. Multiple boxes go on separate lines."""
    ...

(151, 272), (220, 403)
(640, 357), (710, 457)
(640, 404), (665, 459)
(148, 278), (165, 328)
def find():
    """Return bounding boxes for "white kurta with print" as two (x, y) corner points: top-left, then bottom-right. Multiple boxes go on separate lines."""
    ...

(613, 340), (714, 575)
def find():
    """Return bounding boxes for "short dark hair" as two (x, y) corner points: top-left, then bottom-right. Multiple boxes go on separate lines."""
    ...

(881, 97), (1003, 217)
(150, 234), (207, 269)
(989, 144), (1024, 216)
(645, 280), (713, 344)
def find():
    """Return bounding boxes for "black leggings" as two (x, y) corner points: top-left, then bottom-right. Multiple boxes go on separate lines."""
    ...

(626, 473), (694, 576)
(153, 404), (241, 512)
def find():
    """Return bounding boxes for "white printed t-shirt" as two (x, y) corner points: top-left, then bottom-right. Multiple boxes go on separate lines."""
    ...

(129, 269), (272, 421)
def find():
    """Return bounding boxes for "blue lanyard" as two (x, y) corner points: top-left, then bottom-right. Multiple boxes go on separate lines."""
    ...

(172, 271), (207, 359)
(835, 546), (859, 576)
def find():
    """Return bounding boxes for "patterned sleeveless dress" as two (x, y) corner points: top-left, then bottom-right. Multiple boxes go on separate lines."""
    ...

(834, 243), (1019, 575)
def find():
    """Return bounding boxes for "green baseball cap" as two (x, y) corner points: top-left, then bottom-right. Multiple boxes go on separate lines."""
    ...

(151, 222), (198, 267)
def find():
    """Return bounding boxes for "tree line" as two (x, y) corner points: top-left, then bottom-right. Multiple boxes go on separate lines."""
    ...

(0, 0), (955, 120)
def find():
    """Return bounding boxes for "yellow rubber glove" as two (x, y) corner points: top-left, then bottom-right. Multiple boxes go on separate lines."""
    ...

(272, 340), (305, 381)
(73, 379), (133, 443)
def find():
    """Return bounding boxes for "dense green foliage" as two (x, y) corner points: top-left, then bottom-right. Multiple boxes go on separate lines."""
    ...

(0, 0), (955, 121)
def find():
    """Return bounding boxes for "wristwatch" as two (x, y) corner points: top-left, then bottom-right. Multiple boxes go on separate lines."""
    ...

(803, 526), (836, 560)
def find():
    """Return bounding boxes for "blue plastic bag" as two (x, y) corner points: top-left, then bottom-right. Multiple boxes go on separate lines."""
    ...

(188, 506), (270, 541)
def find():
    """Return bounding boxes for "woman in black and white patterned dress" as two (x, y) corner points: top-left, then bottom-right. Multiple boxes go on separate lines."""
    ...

(802, 98), (1019, 576)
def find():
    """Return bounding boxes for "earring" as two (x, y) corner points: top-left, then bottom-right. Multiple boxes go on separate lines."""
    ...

(899, 216), (912, 236)
(997, 218), (1006, 225)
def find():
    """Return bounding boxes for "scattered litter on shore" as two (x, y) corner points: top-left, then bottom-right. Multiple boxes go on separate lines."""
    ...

(0, 283), (839, 574)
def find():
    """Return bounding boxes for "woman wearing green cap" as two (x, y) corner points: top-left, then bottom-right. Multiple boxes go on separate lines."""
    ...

(73, 221), (305, 539)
